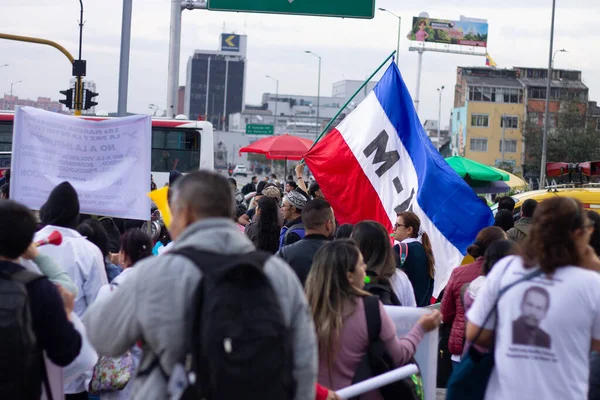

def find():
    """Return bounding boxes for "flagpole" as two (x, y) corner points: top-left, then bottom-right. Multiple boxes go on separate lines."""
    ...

(306, 50), (397, 151)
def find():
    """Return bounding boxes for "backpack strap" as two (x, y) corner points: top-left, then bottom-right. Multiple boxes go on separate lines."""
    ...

(284, 223), (305, 242)
(9, 269), (45, 285)
(169, 248), (271, 275)
(363, 295), (381, 344)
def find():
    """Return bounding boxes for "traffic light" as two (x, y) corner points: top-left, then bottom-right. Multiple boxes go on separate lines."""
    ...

(83, 89), (98, 110)
(59, 88), (74, 109)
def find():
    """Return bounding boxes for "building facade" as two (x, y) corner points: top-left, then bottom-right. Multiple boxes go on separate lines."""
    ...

(0, 95), (65, 112)
(184, 34), (247, 129)
(451, 66), (592, 174)
(452, 67), (525, 171)
(229, 79), (379, 137)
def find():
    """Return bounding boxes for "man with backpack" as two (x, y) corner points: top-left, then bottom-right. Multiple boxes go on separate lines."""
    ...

(507, 199), (538, 243)
(0, 200), (82, 399)
(83, 170), (317, 400)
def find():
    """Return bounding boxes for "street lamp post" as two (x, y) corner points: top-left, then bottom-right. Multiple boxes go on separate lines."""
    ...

(539, 0), (557, 189)
(266, 75), (279, 133)
(10, 80), (22, 98)
(437, 86), (444, 151)
(552, 48), (567, 67)
(148, 103), (159, 116)
(305, 51), (321, 137)
(378, 8), (401, 66)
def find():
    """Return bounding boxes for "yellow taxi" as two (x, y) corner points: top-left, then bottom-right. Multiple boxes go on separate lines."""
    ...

(491, 186), (600, 216)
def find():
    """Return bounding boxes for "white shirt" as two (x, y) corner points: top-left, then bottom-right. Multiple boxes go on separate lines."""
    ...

(35, 225), (108, 394)
(391, 269), (417, 307)
(467, 256), (600, 400)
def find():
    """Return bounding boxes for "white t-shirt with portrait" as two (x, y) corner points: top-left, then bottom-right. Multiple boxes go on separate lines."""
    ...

(467, 256), (600, 400)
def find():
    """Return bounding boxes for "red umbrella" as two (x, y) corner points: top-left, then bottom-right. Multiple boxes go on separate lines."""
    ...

(239, 134), (313, 160)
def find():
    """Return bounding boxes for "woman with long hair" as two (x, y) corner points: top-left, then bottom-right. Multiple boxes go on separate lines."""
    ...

(393, 211), (435, 307)
(441, 226), (507, 367)
(305, 240), (442, 398)
(466, 197), (600, 399)
(245, 196), (281, 254)
(351, 221), (416, 307)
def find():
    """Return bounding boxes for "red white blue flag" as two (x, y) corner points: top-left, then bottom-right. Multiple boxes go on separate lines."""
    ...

(304, 62), (493, 296)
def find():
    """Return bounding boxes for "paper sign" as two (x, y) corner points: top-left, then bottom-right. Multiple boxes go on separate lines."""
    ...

(11, 107), (151, 220)
(384, 306), (439, 400)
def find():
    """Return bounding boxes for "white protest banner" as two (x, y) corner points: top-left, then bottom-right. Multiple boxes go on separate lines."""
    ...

(384, 306), (439, 400)
(11, 107), (151, 220)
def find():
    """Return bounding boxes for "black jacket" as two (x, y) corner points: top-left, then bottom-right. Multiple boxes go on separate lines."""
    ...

(394, 242), (434, 307)
(276, 234), (329, 286)
(0, 261), (82, 399)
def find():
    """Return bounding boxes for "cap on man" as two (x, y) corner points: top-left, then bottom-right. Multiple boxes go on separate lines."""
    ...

(280, 188), (308, 248)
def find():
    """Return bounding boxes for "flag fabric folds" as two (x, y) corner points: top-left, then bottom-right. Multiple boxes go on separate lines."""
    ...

(486, 53), (497, 68)
(304, 62), (494, 296)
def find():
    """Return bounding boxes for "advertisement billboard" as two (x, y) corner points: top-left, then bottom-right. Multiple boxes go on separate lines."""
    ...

(221, 34), (240, 52)
(407, 17), (488, 47)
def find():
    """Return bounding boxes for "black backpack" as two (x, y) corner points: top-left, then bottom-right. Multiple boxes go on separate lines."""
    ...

(170, 248), (296, 400)
(351, 296), (424, 400)
(364, 272), (401, 306)
(0, 268), (52, 400)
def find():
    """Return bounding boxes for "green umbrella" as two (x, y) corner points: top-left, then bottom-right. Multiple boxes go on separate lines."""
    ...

(445, 156), (510, 182)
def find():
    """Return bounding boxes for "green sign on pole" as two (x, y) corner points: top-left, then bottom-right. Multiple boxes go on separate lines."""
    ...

(208, 0), (374, 19)
(246, 124), (275, 135)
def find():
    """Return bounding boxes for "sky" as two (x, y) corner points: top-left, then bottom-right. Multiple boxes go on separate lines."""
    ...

(1, 0), (599, 127)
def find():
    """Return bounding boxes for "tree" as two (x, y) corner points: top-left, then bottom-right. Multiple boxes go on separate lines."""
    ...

(523, 100), (600, 178)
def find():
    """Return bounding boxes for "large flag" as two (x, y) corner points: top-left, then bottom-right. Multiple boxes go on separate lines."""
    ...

(304, 62), (493, 296)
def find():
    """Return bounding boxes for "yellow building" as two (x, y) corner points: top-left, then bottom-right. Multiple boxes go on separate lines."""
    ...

(451, 67), (525, 172)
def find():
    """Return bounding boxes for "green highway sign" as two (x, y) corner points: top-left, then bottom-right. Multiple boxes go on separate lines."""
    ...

(246, 124), (275, 135)
(208, 0), (375, 19)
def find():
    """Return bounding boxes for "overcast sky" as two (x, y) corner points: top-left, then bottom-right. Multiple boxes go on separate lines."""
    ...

(1, 0), (598, 127)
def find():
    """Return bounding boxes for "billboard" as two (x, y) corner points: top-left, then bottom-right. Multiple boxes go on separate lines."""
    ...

(407, 17), (488, 47)
(221, 34), (240, 52)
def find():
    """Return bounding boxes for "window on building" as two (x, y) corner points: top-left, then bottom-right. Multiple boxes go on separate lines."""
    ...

(471, 114), (489, 127)
(499, 139), (517, 153)
(470, 138), (488, 152)
(469, 86), (482, 101)
(501, 116), (519, 129)
(529, 88), (547, 99)
(596, 119), (600, 131)
(482, 87), (493, 102)
(528, 112), (540, 125)
(469, 86), (522, 104)
(0, 122), (12, 151)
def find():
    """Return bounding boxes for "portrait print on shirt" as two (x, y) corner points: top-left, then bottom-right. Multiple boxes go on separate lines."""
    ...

(512, 286), (552, 349)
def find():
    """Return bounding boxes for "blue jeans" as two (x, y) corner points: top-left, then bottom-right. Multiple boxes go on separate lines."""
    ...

(591, 352), (600, 400)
